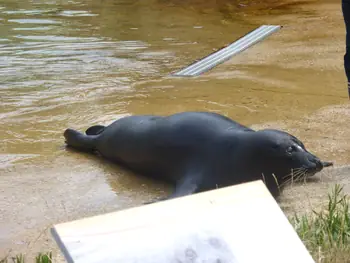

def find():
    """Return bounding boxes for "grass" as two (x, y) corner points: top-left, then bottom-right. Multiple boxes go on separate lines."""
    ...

(0, 253), (52, 263)
(1, 185), (349, 263)
(290, 184), (350, 263)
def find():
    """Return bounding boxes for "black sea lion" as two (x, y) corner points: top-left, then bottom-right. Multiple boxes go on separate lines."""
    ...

(63, 112), (333, 202)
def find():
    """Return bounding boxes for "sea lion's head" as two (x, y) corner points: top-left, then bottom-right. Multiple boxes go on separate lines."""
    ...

(247, 129), (333, 193)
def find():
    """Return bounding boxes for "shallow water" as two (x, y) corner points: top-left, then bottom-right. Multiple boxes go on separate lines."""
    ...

(0, 0), (349, 258)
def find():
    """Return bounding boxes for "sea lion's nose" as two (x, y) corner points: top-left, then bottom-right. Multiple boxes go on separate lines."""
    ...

(307, 154), (323, 171)
(322, 161), (333, 167)
(308, 155), (333, 172)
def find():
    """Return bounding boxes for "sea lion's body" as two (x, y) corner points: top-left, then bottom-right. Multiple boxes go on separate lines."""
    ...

(64, 112), (332, 201)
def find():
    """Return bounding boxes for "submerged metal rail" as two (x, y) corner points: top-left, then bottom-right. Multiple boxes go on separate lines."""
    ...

(172, 25), (282, 77)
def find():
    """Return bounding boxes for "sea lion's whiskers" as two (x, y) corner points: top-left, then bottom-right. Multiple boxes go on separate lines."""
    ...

(292, 170), (306, 182)
(281, 169), (307, 187)
(285, 170), (308, 187)
(291, 169), (308, 185)
(282, 167), (303, 180)
(290, 168), (306, 179)
(296, 169), (309, 184)
(271, 173), (281, 193)
(283, 170), (302, 183)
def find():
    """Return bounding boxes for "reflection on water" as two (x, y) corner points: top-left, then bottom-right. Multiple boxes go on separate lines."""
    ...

(0, 0), (348, 258)
(1, 0), (299, 158)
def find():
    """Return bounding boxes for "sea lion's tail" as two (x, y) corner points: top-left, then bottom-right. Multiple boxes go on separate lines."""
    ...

(85, 125), (105, 135)
(64, 128), (97, 152)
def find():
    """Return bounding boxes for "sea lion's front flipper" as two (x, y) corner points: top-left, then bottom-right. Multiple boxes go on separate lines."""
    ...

(85, 125), (105, 135)
(170, 174), (202, 198)
(143, 172), (204, 205)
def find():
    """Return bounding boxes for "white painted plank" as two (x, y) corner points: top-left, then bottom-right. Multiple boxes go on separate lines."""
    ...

(172, 25), (281, 77)
(51, 180), (315, 263)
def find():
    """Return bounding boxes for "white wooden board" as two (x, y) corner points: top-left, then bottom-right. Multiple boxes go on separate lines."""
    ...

(51, 180), (315, 263)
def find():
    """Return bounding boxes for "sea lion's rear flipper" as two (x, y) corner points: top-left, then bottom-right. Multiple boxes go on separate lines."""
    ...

(85, 125), (105, 135)
(64, 128), (97, 152)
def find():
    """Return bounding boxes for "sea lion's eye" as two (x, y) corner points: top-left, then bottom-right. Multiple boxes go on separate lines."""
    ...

(286, 146), (294, 155)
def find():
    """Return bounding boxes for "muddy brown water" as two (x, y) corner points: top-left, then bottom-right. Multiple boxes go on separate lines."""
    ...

(0, 0), (349, 261)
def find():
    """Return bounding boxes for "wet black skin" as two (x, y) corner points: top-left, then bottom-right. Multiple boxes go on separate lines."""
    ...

(63, 112), (333, 202)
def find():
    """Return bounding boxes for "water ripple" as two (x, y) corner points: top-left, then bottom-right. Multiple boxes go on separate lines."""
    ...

(8, 19), (62, 24)
(58, 10), (98, 17)
(2, 9), (58, 15)
(12, 26), (53, 31)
